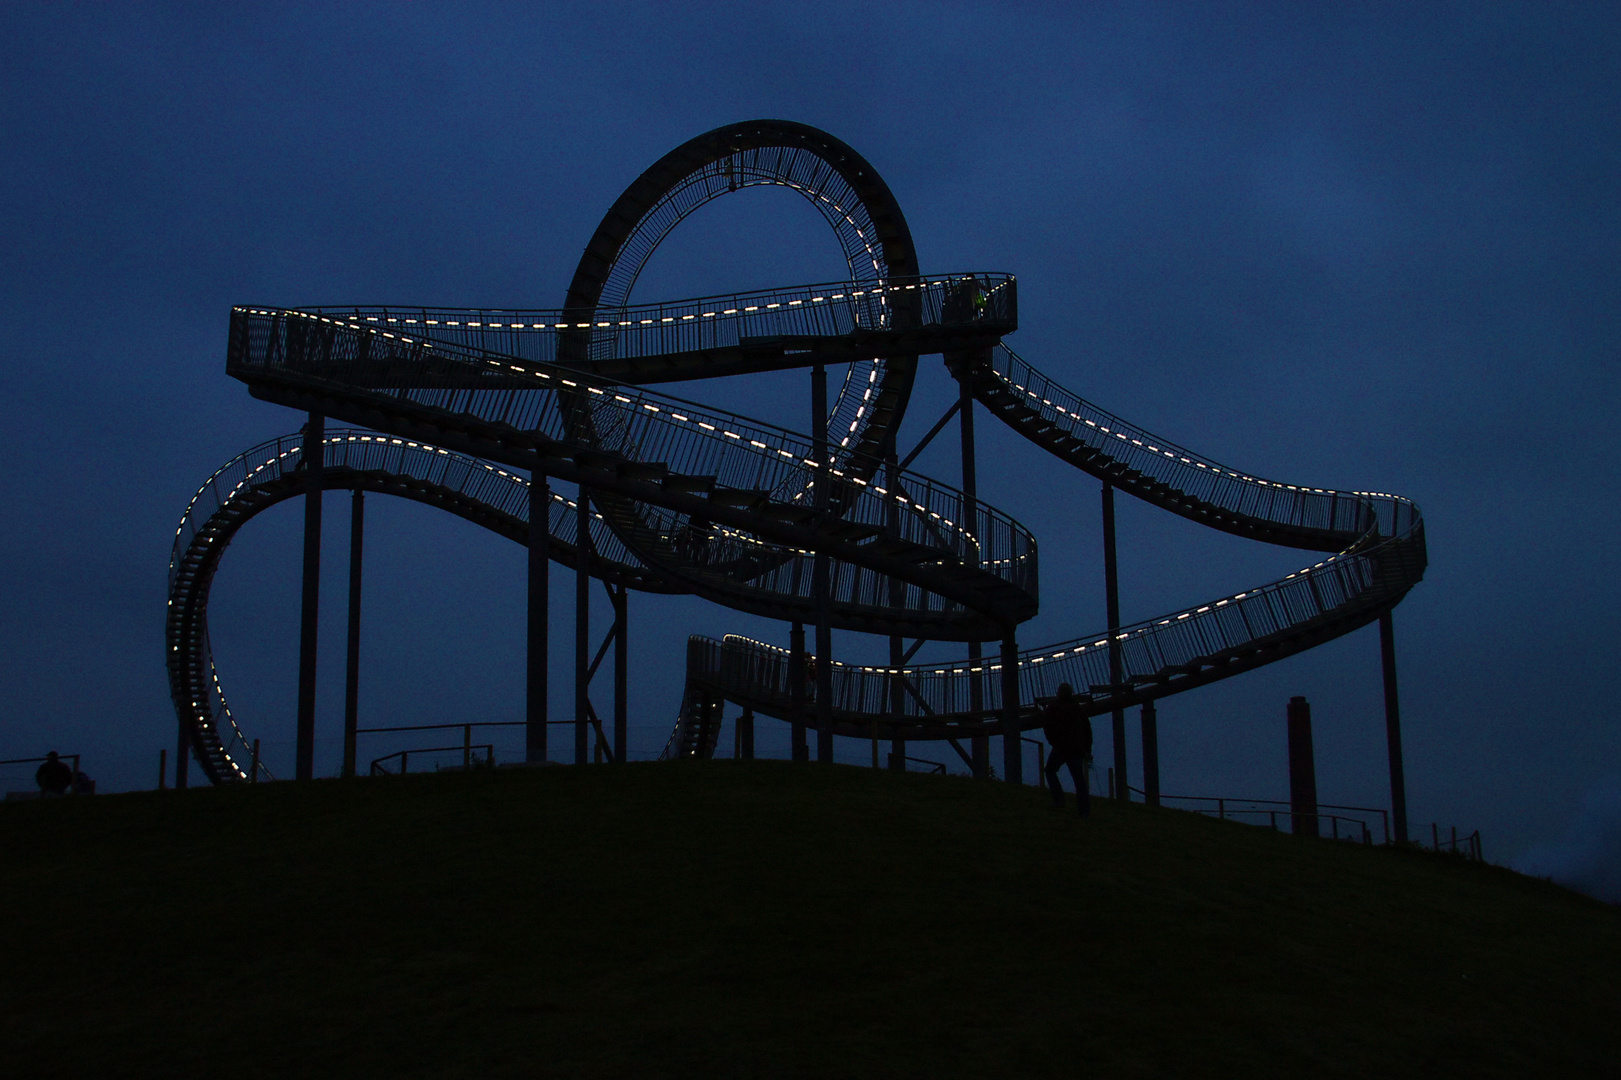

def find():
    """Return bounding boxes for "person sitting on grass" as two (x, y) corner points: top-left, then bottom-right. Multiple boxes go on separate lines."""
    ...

(1042, 684), (1092, 817)
(35, 751), (73, 796)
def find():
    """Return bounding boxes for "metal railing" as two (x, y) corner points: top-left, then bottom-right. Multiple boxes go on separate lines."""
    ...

(1137, 791), (1391, 845)
(370, 744), (495, 776)
(300, 274), (1014, 372)
(1, 754), (84, 797)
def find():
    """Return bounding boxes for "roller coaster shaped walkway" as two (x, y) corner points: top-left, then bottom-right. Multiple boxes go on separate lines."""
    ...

(167, 120), (1425, 787)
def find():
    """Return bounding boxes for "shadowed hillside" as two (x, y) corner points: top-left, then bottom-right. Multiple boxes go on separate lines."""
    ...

(2, 762), (1616, 1078)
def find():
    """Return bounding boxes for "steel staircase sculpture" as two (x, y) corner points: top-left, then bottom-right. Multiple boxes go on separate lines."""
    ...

(169, 118), (1424, 781)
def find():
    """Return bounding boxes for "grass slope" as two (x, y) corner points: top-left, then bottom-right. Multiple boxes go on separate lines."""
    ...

(1, 761), (1616, 1078)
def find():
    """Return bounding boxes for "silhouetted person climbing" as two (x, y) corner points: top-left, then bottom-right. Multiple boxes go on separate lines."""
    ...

(35, 751), (73, 796)
(1042, 684), (1092, 816)
(944, 275), (986, 325)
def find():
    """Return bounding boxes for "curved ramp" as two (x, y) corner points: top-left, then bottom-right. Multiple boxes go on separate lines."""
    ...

(166, 431), (681, 785)
(679, 343), (1424, 746)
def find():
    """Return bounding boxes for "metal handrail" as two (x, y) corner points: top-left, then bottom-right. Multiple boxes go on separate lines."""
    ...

(369, 744), (496, 776)
(299, 273), (1015, 371)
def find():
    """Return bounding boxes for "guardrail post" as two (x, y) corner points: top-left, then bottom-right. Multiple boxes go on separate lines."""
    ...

(1380, 612), (1410, 844)
(296, 412), (324, 782)
(527, 474), (550, 763)
(1102, 482), (1128, 801)
(1141, 700), (1160, 806)
(343, 489), (364, 779)
(1288, 696), (1319, 838)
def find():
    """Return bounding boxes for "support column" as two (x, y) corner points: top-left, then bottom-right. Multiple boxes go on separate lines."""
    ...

(527, 475), (550, 763)
(889, 635), (907, 773)
(1000, 630), (1022, 784)
(1380, 612), (1409, 844)
(1140, 699), (1159, 807)
(739, 707), (754, 760)
(174, 717), (189, 790)
(958, 368), (988, 778)
(1102, 482), (1127, 800)
(342, 489), (364, 779)
(1287, 696), (1319, 838)
(575, 489), (591, 765)
(612, 583), (627, 765)
(296, 412), (324, 781)
(811, 362), (834, 763)
(790, 622), (808, 762)
(886, 449), (907, 772)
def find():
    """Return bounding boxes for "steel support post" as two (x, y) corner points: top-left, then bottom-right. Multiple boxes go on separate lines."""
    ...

(811, 363), (833, 763)
(958, 368), (988, 778)
(1380, 612), (1409, 843)
(342, 490), (364, 778)
(612, 583), (627, 765)
(173, 718), (189, 790)
(886, 450), (907, 772)
(575, 489), (591, 765)
(1102, 482), (1127, 800)
(296, 412), (324, 782)
(1140, 699), (1159, 806)
(739, 707), (754, 760)
(790, 622), (808, 762)
(1000, 630), (1022, 784)
(1287, 696), (1319, 838)
(527, 474), (550, 763)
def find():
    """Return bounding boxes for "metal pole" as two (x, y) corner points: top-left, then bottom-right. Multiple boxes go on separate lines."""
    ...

(342, 489), (364, 779)
(296, 412), (325, 781)
(790, 622), (808, 762)
(1141, 699), (1159, 806)
(887, 451), (907, 773)
(527, 474), (550, 763)
(1288, 696), (1319, 838)
(1000, 630), (1022, 784)
(174, 713), (189, 790)
(463, 724), (472, 771)
(958, 369), (988, 778)
(811, 363), (833, 764)
(158, 748), (167, 790)
(251, 739), (260, 784)
(1102, 482), (1127, 800)
(1379, 612), (1409, 844)
(575, 489), (591, 765)
(612, 583), (627, 765)
(739, 707), (754, 760)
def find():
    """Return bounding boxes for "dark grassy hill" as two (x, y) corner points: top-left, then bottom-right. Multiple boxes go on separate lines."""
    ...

(2, 761), (1615, 1078)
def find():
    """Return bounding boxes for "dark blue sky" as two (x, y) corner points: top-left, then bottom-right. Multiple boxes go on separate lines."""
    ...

(3, 3), (1617, 876)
